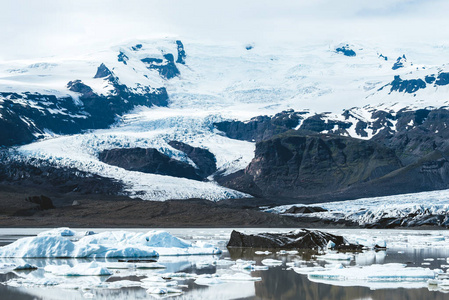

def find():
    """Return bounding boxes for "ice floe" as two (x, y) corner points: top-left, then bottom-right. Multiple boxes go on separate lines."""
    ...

(261, 259), (283, 266)
(307, 263), (438, 289)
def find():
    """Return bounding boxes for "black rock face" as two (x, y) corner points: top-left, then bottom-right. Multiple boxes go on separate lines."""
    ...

(389, 75), (426, 93)
(0, 151), (124, 195)
(132, 44), (143, 51)
(392, 55), (406, 70)
(98, 148), (203, 181)
(176, 40), (186, 64)
(335, 45), (356, 57)
(168, 141), (217, 178)
(141, 55), (180, 79)
(214, 110), (305, 142)
(425, 75), (436, 84)
(227, 230), (362, 250)
(300, 114), (352, 134)
(218, 131), (402, 199)
(436, 72), (449, 86)
(118, 52), (129, 65)
(94, 63), (113, 79)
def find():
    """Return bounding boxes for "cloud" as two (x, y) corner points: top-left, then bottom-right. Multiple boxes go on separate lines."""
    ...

(0, 0), (448, 60)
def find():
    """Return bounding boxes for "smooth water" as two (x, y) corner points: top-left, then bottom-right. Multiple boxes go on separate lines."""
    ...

(1, 228), (449, 300)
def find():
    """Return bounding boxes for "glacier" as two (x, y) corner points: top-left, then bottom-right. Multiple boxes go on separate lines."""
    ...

(2, 38), (449, 201)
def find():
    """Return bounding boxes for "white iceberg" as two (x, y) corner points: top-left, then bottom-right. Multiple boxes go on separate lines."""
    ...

(261, 259), (283, 266)
(254, 251), (272, 255)
(0, 229), (221, 258)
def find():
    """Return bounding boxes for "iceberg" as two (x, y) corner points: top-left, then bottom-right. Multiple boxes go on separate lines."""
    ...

(0, 229), (221, 258)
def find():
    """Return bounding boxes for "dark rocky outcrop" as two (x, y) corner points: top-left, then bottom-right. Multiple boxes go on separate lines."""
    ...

(98, 148), (203, 181)
(176, 40), (186, 64)
(93, 63), (113, 79)
(392, 55), (406, 70)
(168, 141), (217, 178)
(219, 131), (402, 199)
(335, 45), (356, 57)
(300, 114), (352, 135)
(436, 72), (449, 86)
(0, 151), (124, 196)
(141, 54), (180, 79)
(132, 44), (143, 51)
(214, 110), (305, 142)
(389, 75), (426, 94)
(227, 229), (362, 250)
(118, 52), (129, 65)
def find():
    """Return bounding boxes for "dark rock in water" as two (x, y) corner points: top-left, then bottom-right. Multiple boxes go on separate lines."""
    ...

(245, 44), (254, 50)
(176, 40), (186, 64)
(118, 52), (129, 65)
(227, 230), (362, 250)
(25, 195), (54, 210)
(436, 72), (449, 86)
(335, 45), (356, 57)
(94, 63), (113, 79)
(141, 55), (180, 79)
(284, 206), (327, 214)
(98, 147), (203, 181)
(392, 55), (406, 70)
(168, 141), (217, 178)
(389, 75), (426, 93)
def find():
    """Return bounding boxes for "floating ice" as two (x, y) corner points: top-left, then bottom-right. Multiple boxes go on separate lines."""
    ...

(261, 259), (283, 266)
(255, 251), (272, 255)
(195, 274), (224, 286)
(0, 229), (221, 258)
(308, 263), (437, 289)
(317, 253), (353, 261)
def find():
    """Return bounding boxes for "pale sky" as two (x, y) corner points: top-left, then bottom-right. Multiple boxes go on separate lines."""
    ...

(1, 0), (449, 60)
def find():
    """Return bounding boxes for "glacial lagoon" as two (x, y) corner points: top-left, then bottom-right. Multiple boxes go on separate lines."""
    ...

(1, 228), (449, 299)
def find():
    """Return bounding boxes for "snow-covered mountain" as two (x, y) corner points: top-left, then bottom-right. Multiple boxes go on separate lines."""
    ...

(1, 38), (449, 202)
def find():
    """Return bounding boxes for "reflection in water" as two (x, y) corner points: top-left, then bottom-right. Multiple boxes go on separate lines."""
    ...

(255, 268), (449, 300)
